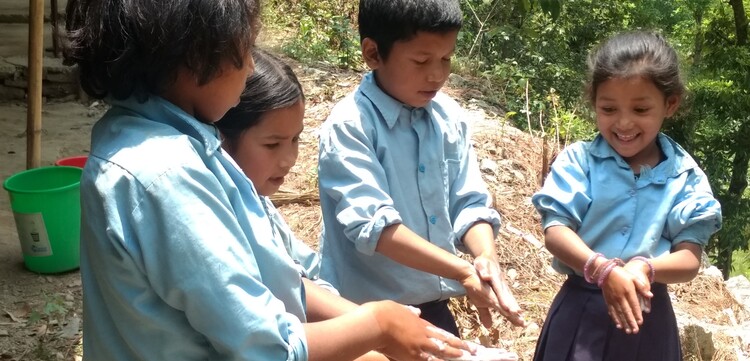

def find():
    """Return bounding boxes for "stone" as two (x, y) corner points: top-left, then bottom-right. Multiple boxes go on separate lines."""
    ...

(681, 324), (715, 361)
(0, 84), (25, 100)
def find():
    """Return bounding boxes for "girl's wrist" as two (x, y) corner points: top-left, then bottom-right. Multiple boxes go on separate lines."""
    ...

(630, 256), (655, 283)
(583, 252), (604, 283)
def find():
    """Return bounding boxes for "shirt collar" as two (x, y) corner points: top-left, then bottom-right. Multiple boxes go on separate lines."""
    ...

(107, 95), (223, 156)
(358, 72), (434, 129)
(589, 133), (698, 181)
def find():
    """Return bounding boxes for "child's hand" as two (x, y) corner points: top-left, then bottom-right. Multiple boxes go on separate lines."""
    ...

(473, 257), (526, 327)
(600, 267), (647, 334)
(458, 269), (499, 328)
(367, 301), (475, 361)
(623, 260), (653, 313)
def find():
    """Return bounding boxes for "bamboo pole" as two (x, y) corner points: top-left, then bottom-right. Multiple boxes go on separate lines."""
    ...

(51, 0), (59, 57)
(27, 0), (44, 169)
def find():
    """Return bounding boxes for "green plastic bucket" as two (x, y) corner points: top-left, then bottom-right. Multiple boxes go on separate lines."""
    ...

(3, 166), (82, 273)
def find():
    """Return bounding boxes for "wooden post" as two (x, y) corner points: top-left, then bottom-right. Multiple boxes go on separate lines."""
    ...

(51, 0), (59, 57)
(27, 0), (44, 169)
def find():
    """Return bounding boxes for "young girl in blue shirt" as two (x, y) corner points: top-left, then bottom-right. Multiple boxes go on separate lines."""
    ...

(65, 1), (473, 360)
(532, 31), (722, 361)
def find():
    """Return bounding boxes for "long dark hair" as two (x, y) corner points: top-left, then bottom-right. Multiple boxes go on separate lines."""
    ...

(64, 0), (261, 101)
(215, 49), (304, 152)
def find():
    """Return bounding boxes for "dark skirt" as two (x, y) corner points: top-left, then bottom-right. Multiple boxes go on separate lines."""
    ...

(414, 299), (460, 337)
(533, 275), (681, 361)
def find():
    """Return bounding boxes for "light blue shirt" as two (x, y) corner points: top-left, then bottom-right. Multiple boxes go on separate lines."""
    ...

(80, 95), (308, 361)
(318, 72), (501, 305)
(532, 133), (722, 275)
(263, 196), (338, 294)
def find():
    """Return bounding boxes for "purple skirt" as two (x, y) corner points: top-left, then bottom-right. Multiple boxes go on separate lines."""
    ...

(533, 275), (681, 361)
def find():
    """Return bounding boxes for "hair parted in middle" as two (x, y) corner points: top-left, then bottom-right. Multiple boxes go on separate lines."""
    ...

(215, 49), (304, 151)
(586, 30), (685, 104)
(358, 0), (462, 60)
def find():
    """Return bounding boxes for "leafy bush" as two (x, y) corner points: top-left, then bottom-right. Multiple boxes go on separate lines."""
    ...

(264, 0), (362, 69)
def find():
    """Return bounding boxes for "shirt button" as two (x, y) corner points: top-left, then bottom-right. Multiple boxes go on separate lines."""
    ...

(629, 190), (636, 197)
(621, 227), (628, 235)
(429, 215), (437, 224)
(418, 164), (426, 173)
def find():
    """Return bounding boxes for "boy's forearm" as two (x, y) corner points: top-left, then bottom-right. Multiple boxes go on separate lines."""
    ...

(375, 223), (474, 282)
(462, 221), (497, 260)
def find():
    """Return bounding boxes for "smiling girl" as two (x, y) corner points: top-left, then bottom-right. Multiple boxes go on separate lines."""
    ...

(531, 31), (722, 361)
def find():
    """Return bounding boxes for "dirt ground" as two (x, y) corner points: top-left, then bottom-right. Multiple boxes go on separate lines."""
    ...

(0, 99), (106, 359)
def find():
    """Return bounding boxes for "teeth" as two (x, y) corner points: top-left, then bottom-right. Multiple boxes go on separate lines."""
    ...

(616, 133), (637, 141)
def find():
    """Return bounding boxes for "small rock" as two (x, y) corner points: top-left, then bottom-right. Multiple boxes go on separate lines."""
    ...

(480, 158), (498, 175)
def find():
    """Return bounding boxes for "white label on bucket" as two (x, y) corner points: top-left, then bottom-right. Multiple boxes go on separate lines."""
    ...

(13, 212), (53, 257)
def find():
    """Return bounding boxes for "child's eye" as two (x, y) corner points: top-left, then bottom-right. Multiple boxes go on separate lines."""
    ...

(264, 143), (280, 149)
(442, 57), (452, 62)
(634, 108), (650, 114)
(292, 136), (300, 143)
(600, 107), (616, 113)
(413, 59), (428, 65)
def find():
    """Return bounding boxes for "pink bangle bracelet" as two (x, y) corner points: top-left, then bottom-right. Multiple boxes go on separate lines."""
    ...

(597, 258), (624, 288)
(597, 262), (618, 288)
(631, 256), (655, 283)
(583, 253), (604, 283)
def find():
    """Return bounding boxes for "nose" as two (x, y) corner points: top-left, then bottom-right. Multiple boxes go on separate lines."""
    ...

(427, 61), (448, 84)
(615, 113), (634, 129)
(279, 147), (298, 170)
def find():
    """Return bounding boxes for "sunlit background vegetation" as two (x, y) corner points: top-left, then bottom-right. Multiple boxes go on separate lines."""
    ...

(262, 0), (750, 279)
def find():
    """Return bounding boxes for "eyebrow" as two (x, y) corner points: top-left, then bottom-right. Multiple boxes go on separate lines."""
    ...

(262, 130), (303, 140)
(597, 96), (654, 102)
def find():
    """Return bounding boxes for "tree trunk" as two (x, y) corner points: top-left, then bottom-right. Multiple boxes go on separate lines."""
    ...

(729, 0), (748, 46)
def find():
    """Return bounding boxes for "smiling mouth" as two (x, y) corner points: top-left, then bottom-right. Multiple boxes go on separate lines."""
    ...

(615, 132), (639, 142)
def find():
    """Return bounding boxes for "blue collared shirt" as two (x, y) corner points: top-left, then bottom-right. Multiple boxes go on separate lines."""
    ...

(318, 72), (501, 305)
(80, 95), (308, 360)
(532, 133), (722, 275)
(264, 196), (338, 294)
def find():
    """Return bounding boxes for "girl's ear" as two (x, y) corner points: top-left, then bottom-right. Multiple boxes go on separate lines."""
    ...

(361, 38), (381, 70)
(665, 95), (681, 117)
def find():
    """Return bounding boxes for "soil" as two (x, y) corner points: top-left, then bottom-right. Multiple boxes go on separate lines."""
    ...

(0, 99), (106, 360)
(0, 51), (747, 360)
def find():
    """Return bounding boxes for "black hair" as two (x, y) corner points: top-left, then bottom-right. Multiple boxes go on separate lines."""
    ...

(64, 0), (261, 101)
(587, 31), (685, 103)
(215, 49), (304, 152)
(358, 0), (462, 60)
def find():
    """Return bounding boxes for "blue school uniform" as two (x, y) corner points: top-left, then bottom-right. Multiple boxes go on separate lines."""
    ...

(531, 133), (722, 361)
(80, 96), (308, 361)
(317, 72), (501, 306)
(263, 196), (338, 294)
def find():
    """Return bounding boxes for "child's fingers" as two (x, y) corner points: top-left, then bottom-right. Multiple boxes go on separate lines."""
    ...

(607, 304), (624, 329)
(476, 306), (494, 329)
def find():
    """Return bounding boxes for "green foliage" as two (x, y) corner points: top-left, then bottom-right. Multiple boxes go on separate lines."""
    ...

(28, 293), (69, 325)
(264, 0), (750, 276)
(731, 248), (750, 278)
(264, 0), (362, 69)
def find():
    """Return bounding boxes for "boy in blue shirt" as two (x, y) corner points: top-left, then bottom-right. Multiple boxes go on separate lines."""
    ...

(318, 0), (526, 336)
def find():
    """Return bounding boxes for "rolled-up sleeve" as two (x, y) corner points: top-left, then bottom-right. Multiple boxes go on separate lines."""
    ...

(665, 171), (722, 247)
(319, 119), (402, 256)
(531, 144), (592, 231)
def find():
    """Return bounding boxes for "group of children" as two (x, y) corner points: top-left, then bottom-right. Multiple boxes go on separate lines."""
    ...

(62, 0), (722, 360)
